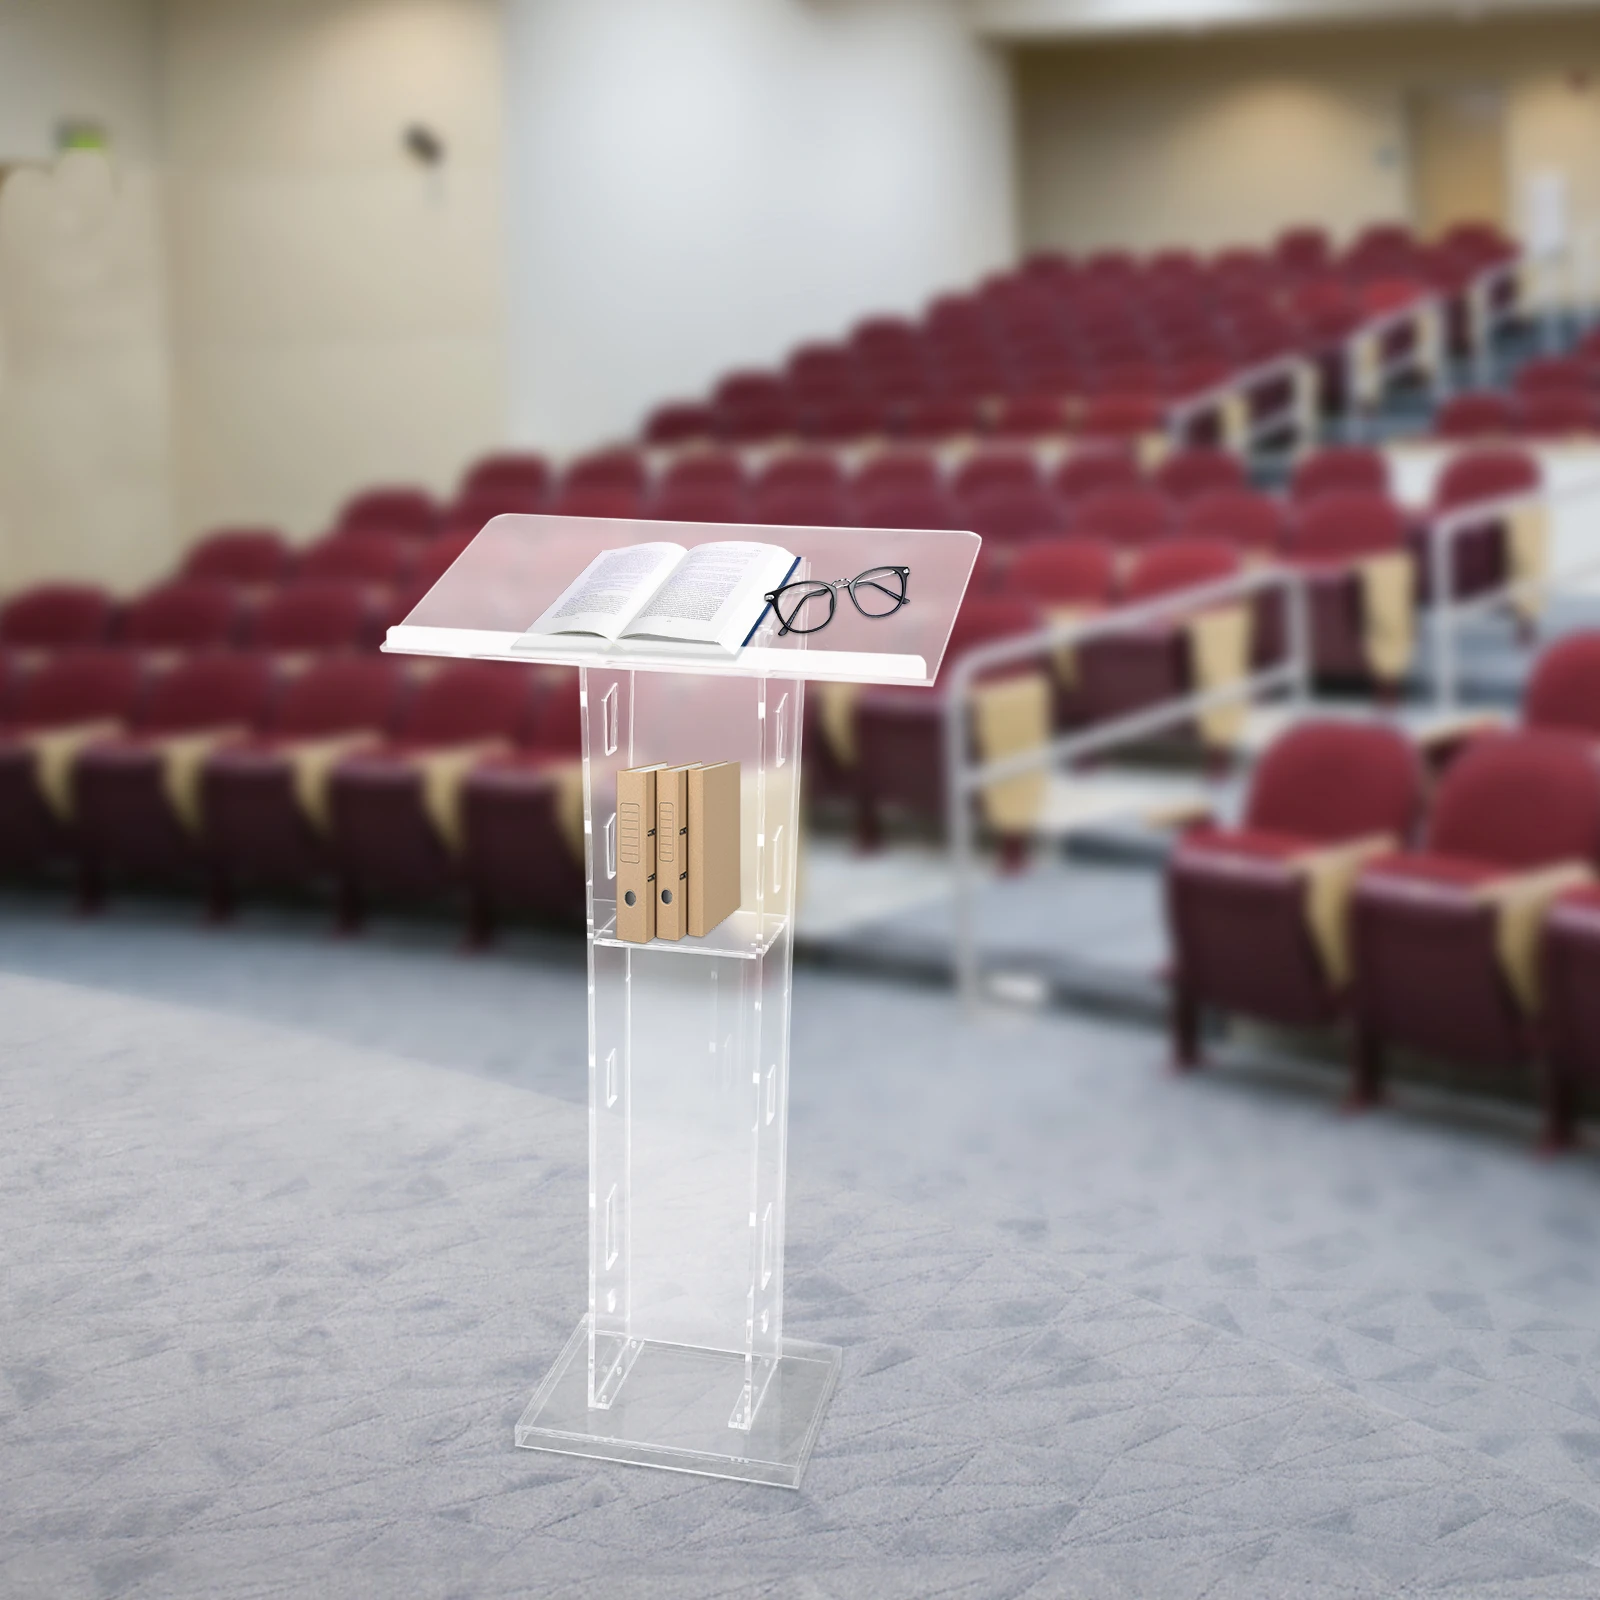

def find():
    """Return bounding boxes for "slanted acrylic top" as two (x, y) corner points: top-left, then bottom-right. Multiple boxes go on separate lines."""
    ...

(383, 514), (980, 686)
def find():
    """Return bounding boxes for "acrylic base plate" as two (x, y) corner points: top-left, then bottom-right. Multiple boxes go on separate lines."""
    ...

(515, 1317), (840, 1489)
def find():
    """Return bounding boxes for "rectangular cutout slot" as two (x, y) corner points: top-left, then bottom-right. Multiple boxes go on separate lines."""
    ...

(601, 683), (619, 756)
(604, 1046), (618, 1109)
(604, 1183), (619, 1270)
(771, 825), (785, 895)
(760, 1202), (773, 1290)
(604, 812), (617, 880)
(772, 693), (789, 768)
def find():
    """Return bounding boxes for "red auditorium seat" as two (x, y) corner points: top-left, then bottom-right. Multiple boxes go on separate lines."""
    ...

(74, 653), (278, 904)
(853, 487), (959, 531)
(1079, 394), (1166, 444)
(202, 656), (409, 912)
(562, 450), (648, 494)
(461, 671), (586, 936)
(660, 451), (744, 493)
(958, 488), (1066, 557)
(1538, 884), (1600, 1140)
(549, 486), (645, 520)
(408, 533), (477, 598)
(898, 396), (982, 440)
(337, 486), (437, 539)
(713, 373), (794, 442)
(852, 597), (1046, 847)
(1052, 449), (1141, 505)
(0, 650), (146, 875)
(1514, 357), (1591, 397)
(755, 453), (845, 495)
(249, 581), (375, 653)
(122, 579), (246, 650)
(854, 451), (941, 500)
(1168, 720), (1424, 1069)
(1350, 730), (1600, 1132)
(1436, 392), (1515, 439)
(750, 484), (850, 528)
(1152, 449), (1248, 502)
(992, 396), (1069, 438)
(456, 452), (550, 509)
(1287, 491), (1413, 687)
(952, 449), (1040, 500)
(296, 532), (414, 586)
(181, 529), (293, 586)
(326, 660), (545, 926)
(1522, 631), (1600, 738)
(1518, 392), (1596, 436)
(1076, 541), (1247, 743)
(651, 483), (747, 524)
(1071, 487), (1174, 548)
(996, 540), (1119, 725)
(1274, 226), (1331, 274)
(1182, 489), (1288, 555)
(1289, 447), (1388, 502)
(644, 402), (714, 446)
(803, 397), (883, 443)
(1426, 446), (1541, 602)
(0, 583), (116, 648)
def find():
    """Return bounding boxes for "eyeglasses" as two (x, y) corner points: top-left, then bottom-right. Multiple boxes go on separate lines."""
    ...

(764, 566), (910, 637)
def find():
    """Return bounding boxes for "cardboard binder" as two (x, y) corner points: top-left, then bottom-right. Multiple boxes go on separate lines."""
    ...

(616, 763), (667, 944)
(688, 761), (741, 938)
(654, 763), (697, 941)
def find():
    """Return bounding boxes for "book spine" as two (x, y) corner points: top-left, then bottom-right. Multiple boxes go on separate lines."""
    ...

(656, 768), (690, 940)
(615, 768), (657, 944)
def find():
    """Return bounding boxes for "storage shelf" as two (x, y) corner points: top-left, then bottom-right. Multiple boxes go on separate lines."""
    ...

(592, 908), (788, 961)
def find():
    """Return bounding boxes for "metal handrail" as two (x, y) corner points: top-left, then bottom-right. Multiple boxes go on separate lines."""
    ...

(1344, 293), (1448, 434)
(1425, 472), (1600, 709)
(1165, 352), (1317, 456)
(943, 563), (1313, 1005)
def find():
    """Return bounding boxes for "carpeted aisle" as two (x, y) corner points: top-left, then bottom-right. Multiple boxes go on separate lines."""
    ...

(7, 963), (1600, 1598)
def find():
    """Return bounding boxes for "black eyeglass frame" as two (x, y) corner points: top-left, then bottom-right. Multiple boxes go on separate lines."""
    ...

(763, 566), (911, 637)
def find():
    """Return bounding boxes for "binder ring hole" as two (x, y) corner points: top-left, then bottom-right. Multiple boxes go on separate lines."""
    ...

(624, 890), (636, 906)
(661, 889), (673, 904)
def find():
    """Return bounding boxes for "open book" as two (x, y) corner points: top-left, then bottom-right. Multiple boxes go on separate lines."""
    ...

(517, 541), (799, 657)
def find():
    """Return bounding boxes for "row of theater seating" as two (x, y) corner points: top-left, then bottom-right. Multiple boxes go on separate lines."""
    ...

(642, 222), (1516, 448)
(1168, 633), (1600, 1147)
(0, 650), (584, 938)
(1436, 336), (1600, 438)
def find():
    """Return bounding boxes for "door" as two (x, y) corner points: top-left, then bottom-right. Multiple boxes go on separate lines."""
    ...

(1408, 86), (1509, 239)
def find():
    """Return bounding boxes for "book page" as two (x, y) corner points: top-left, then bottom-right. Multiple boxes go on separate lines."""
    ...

(524, 543), (686, 640)
(622, 542), (797, 651)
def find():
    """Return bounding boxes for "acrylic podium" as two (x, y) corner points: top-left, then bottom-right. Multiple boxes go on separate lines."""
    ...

(384, 514), (978, 1487)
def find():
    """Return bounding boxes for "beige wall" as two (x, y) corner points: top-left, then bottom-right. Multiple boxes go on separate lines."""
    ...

(1016, 16), (1600, 279)
(164, 0), (507, 548)
(0, 0), (171, 596)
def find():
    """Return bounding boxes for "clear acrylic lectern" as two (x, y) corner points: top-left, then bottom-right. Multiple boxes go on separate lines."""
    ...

(385, 513), (978, 1487)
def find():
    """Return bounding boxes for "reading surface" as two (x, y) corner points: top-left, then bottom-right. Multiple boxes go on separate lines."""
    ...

(384, 514), (981, 687)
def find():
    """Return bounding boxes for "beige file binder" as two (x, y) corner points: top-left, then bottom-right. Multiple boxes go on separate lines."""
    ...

(654, 763), (697, 941)
(616, 763), (667, 944)
(688, 761), (741, 938)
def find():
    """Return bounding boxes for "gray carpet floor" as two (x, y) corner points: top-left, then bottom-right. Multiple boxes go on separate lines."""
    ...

(8, 899), (1600, 1596)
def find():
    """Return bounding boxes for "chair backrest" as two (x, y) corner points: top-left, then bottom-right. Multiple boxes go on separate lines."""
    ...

(182, 529), (293, 585)
(992, 396), (1068, 438)
(749, 484), (849, 528)
(1079, 393), (1165, 437)
(1436, 391), (1515, 439)
(651, 484), (747, 525)
(1071, 487), (1173, 547)
(561, 449), (648, 494)
(548, 486), (645, 520)
(137, 653), (277, 733)
(1523, 633), (1600, 738)
(755, 452), (844, 495)
(457, 452), (550, 505)
(854, 487), (958, 531)
(1518, 392), (1595, 436)
(660, 451), (744, 493)
(0, 583), (116, 648)
(1052, 448), (1141, 503)
(854, 450), (941, 500)
(1246, 720), (1422, 843)
(1290, 491), (1405, 562)
(525, 668), (583, 752)
(940, 597), (1044, 684)
(337, 486), (437, 539)
(1290, 447), (1388, 503)
(898, 396), (982, 441)
(12, 649), (144, 727)
(408, 534), (475, 596)
(400, 660), (537, 744)
(122, 580), (244, 650)
(271, 656), (407, 738)
(1152, 449), (1247, 503)
(1433, 447), (1540, 511)
(1182, 489), (1287, 553)
(959, 487), (1066, 546)
(1275, 226), (1330, 273)
(250, 581), (370, 652)
(802, 397), (883, 443)
(1427, 729), (1600, 869)
(1000, 539), (1118, 605)
(951, 449), (1040, 500)
(644, 402), (713, 446)
(297, 532), (414, 585)
(1123, 539), (1241, 603)
(1514, 357), (1590, 397)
